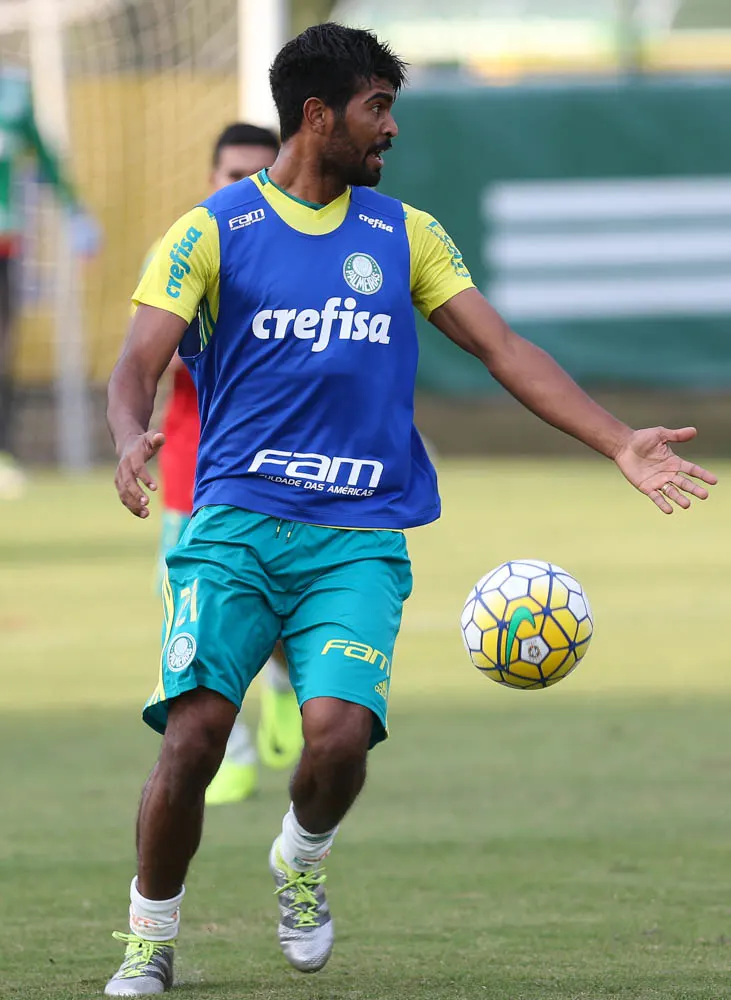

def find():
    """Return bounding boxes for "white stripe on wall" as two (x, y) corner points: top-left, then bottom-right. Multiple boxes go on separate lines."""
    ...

(487, 229), (731, 268)
(483, 177), (731, 320)
(488, 275), (731, 320)
(484, 177), (731, 222)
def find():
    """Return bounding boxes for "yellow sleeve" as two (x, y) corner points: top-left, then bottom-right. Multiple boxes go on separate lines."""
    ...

(132, 206), (220, 325)
(404, 204), (474, 319)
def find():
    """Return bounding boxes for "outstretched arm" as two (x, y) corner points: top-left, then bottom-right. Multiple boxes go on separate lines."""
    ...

(108, 304), (188, 518)
(430, 288), (717, 513)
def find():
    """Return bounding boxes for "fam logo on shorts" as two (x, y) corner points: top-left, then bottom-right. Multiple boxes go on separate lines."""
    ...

(343, 252), (383, 295)
(167, 633), (197, 672)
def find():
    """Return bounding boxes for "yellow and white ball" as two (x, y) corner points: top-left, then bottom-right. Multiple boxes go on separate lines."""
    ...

(461, 560), (593, 689)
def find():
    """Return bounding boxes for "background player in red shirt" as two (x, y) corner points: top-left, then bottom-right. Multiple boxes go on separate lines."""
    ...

(154, 122), (302, 805)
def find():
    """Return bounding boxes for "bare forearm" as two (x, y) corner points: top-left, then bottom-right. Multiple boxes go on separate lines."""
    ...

(484, 334), (632, 460)
(431, 289), (633, 460)
(430, 289), (715, 514)
(107, 359), (158, 457)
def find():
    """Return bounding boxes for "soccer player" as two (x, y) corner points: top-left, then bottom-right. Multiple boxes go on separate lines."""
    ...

(105, 23), (716, 995)
(0, 66), (98, 498)
(152, 122), (302, 805)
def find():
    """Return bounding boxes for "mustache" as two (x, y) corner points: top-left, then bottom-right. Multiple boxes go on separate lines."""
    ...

(369, 140), (393, 155)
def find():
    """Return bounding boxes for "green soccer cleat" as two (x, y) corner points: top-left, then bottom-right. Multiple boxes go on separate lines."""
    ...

(104, 932), (175, 996)
(257, 686), (303, 771)
(269, 838), (333, 973)
(205, 760), (258, 806)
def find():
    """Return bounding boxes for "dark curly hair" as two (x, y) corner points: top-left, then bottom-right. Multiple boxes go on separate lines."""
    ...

(270, 22), (407, 142)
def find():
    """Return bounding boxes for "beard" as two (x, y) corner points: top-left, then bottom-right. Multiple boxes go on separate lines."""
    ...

(322, 119), (389, 188)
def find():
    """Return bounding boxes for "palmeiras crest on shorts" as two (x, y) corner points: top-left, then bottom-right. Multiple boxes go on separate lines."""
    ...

(167, 633), (197, 672)
(343, 252), (383, 295)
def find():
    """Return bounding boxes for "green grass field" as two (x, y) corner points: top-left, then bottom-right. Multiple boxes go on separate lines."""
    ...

(2, 459), (731, 1000)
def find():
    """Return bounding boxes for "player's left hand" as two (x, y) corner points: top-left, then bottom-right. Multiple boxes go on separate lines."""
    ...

(614, 426), (718, 514)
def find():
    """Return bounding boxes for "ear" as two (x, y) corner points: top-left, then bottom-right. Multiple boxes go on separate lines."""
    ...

(302, 96), (330, 134)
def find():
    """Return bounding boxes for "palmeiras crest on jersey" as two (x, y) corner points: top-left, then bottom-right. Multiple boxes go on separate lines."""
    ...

(343, 252), (383, 295)
(167, 633), (197, 672)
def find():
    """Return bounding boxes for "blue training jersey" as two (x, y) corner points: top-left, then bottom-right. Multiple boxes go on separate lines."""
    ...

(182, 178), (441, 530)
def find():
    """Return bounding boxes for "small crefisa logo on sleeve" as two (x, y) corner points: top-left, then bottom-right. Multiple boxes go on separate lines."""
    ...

(343, 252), (383, 295)
(167, 633), (197, 672)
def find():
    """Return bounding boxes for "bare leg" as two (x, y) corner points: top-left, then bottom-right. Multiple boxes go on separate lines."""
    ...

(270, 698), (373, 972)
(136, 688), (236, 899)
(290, 697), (372, 833)
(275, 696), (373, 870)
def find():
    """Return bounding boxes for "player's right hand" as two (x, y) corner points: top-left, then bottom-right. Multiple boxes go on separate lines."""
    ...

(114, 430), (165, 518)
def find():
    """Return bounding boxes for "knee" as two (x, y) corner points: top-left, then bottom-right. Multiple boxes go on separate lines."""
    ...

(159, 690), (235, 792)
(302, 699), (371, 770)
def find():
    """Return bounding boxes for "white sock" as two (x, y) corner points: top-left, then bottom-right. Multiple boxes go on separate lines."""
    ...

(129, 876), (185, 941)
(266, 655), (292, 694)
(223, 720), (257, 767)
(278, 803), (338, 872)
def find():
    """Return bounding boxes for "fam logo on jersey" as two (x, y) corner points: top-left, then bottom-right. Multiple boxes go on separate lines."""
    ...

(229, 208), (265, 231)
(166, 633), (197, 672)
(343, 252), (383, 295)
(249, 448), (383, 496)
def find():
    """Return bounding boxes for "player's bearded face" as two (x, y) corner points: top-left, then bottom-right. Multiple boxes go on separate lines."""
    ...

(322, 83), (396, 188)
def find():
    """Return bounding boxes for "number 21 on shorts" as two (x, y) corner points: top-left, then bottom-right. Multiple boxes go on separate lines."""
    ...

(175, 579), (199, 627)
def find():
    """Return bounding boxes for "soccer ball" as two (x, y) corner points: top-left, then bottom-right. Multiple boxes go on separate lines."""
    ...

(461, 560), (593, 689)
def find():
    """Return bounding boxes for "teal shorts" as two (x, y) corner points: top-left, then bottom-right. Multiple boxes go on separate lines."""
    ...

(145, 505), (413, 747)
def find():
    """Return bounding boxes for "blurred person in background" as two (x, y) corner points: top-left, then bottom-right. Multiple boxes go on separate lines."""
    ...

(145, 122), (303, 806)
(105, 22), (716, 996)
(0, 65), (99, 498)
